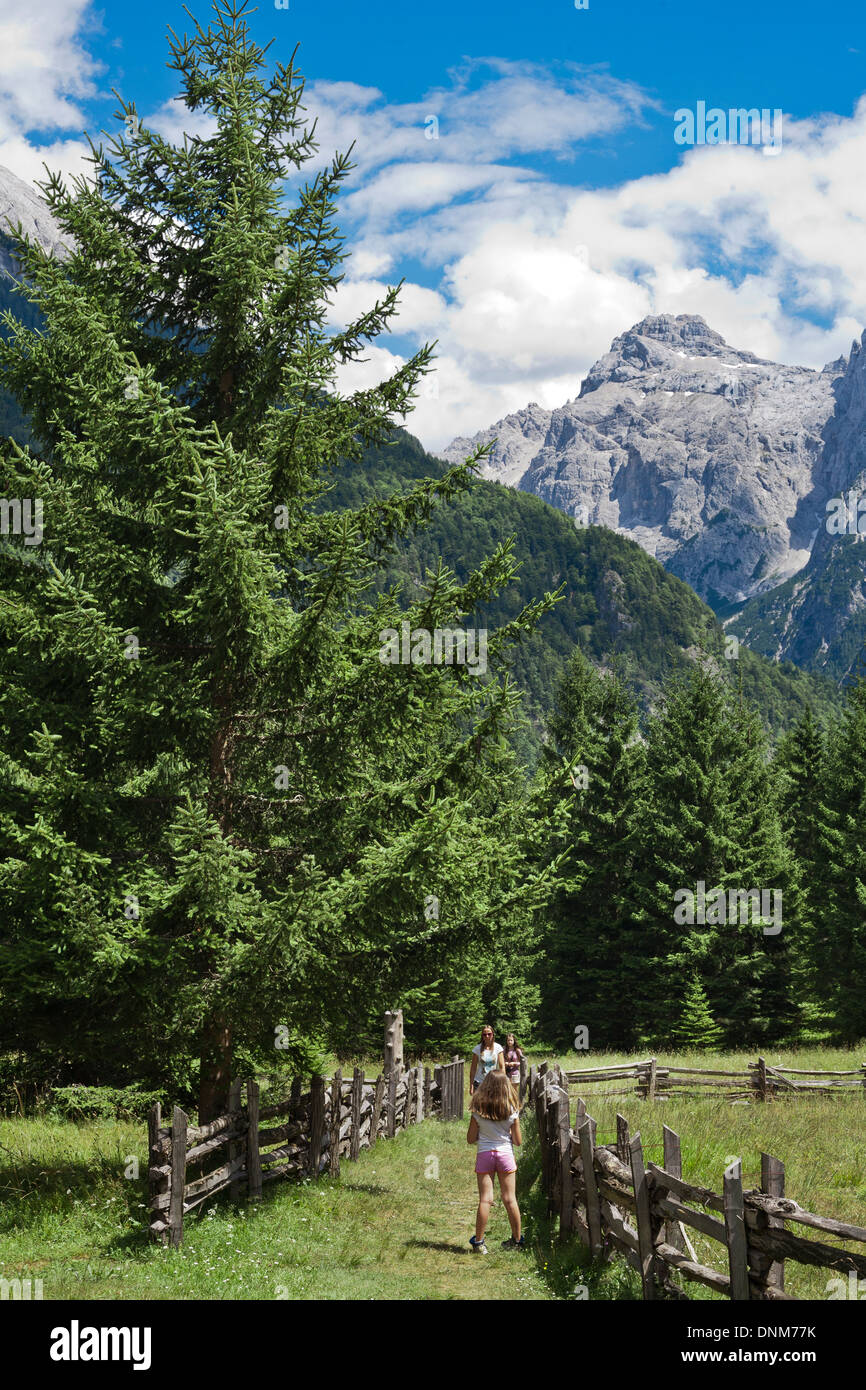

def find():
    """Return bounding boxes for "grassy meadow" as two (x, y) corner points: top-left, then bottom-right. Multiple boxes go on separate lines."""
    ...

(1, 1044), (863, 1301)
(533, 1044), (866, 1300)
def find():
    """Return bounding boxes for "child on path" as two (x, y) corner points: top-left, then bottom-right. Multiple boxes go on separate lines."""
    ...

(466, 1071), (524, 1253)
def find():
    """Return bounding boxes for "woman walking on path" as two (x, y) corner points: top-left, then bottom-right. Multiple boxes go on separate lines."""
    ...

(503, 1034), (524, 1088)
(469, 1024), (505, 1094)
(466, 1072), (524, 1252)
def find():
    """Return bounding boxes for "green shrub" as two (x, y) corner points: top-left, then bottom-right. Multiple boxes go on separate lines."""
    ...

(47, 1083), (166, 1122)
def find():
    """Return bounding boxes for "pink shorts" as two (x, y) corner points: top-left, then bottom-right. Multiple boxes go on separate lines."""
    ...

(475, 1148), (517, 1176)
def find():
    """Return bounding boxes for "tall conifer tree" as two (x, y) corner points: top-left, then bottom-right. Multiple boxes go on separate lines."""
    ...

(813, 683), (866, 1039)
(0, 2), (557, 1112)
(626, 660), (798, 1046)
(533, 649), (646, 1048)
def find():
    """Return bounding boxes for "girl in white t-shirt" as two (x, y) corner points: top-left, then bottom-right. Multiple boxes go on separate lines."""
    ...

(466, 1071), (524, 1252)
(469, 1025), (505, 1094)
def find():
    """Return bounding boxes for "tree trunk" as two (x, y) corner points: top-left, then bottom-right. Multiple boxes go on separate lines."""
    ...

(198, 1014), (232, 1123)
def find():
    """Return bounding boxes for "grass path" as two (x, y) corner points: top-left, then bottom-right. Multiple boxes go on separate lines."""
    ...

(0, 1112), (561, 1300)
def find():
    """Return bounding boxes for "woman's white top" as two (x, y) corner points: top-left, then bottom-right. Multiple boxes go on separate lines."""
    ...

(474, 1111), (519, 1153)
(472, 1042), (503, 1080)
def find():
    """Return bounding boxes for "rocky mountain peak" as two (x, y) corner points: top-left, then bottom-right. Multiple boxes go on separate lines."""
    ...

(579, 313), (767, 398)
(444, 315), (848, 608)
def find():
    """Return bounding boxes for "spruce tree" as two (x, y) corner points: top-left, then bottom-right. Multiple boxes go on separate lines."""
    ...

(671, 972), (723, 1050)
(532, 649), (647, 1049)
(773, 705), (825, 1028)
(626, 659), (799, 1047)
(0, 2), (557, 1113)
(812, 683), (866, 1040)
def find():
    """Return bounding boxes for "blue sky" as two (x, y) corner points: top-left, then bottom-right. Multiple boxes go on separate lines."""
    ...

(3, 0), (866, 445)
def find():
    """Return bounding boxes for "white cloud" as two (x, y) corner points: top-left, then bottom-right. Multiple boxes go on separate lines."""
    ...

(5, 4), (866, 462)
(343, 161), (542, 222)
(145, 98), (218, 147)
(0, 0), (102, 182)
(304, 60), (655, 186)
(329, 277), (447, 335)
(321, 98), (866, 449)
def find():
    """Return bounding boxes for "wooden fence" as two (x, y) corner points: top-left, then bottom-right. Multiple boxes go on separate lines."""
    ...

(149, 1057), (464, 1247)
(437, 1056), (465, 1121)
(563, 1056), (866, 1102)
(530, 1062), (866, 1301)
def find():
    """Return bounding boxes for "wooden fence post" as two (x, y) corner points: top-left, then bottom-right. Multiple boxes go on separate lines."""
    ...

(519, 1054), (527, 1107)
(751, 1152), (786, 1295)
(455, 1058), (464, 1119)
(546, 1091), (560, 1216)
(329, 1069), (342, 1177)
(434, 1064), (443, 1118)
(415, 1063), (424, 1123)
(723, 1159), (750, 1300)
(371, 1073), (385, 1144)
(757, 1056), (768, 1102)
(404, 1066), (416, 1129)
(557, 1089), (574, 1237)
(308, 1074), (325, 1177)
(168, 1106), (187, 1249)
(424, 1065), (432, 1118)
(384, 1010), (404, 1074)
(246, 1080), (262, 1201)
(647, 1057), (657, 1103)
(147, 1102), (168, 1244)
(615, 1113), (630, 1165)
(535, 1071), (549, 1193)
(630, 1132), (656, 1299)
(577, 1115), (602, 1257)
(387, 1068), (397, 1137)
(350, 1067), (363, 1159)
(662, 1125), (685, 1253)
(228, 1078), (243, 1205)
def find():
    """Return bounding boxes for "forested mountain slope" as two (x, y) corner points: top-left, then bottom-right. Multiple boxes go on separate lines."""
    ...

(324, 431), (843, 746)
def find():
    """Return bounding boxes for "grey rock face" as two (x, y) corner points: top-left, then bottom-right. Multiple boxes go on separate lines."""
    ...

(0, 163), (69, 277)
(446, 400), (551, 489)
(730, 333), (866, 678)
(443, 314), (843, 608)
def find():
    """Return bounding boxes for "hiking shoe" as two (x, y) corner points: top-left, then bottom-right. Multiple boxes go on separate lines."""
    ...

(501, 1235), (526, 1250)
(469, 1236), (488, 1254)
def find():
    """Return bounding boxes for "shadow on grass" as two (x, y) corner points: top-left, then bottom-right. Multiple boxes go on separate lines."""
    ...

(516, 1112), (642, 1302)
(404, 1238), (468, 1255)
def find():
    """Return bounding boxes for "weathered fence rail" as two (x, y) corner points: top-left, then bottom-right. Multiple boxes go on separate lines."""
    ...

(530, 1063), (866, 1301)
(563, 1056), (866, 1102)
(149, 1056), (464, 1247)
